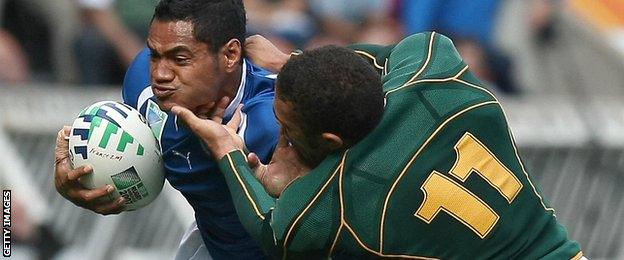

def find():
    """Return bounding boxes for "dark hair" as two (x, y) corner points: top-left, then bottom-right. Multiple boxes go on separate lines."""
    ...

(277, 46), (384, 146)
(153, 0), (246, 53)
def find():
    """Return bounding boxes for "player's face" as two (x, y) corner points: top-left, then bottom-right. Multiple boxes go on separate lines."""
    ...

(147, 20), (227, 113)
(274, 96), (330, 168)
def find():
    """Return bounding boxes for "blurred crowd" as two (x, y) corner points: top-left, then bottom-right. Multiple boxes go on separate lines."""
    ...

(0, 0), (558, 93)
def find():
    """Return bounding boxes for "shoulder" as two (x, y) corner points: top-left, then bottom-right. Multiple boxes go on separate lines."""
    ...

(122, 47), (152, 109)
(392, 32), (464, 79)
(243, 59), (277, 100)
(246, 58), (278, 80)
(239, 92), (279, 161)
(239, 59), (278, 130)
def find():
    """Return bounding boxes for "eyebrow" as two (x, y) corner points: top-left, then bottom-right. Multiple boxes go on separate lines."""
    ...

(147, 43), (193, 56)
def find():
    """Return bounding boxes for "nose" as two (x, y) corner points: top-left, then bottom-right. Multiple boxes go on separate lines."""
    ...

(152, 60), (174, 84)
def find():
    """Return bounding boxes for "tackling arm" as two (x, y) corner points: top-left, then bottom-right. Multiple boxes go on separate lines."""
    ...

(219, 150), (283, 258)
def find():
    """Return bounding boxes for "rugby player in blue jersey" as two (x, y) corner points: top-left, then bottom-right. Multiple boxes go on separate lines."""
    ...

(54, 0), (280, 259)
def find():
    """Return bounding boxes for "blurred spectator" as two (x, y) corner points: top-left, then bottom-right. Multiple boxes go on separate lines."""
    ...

(397, 0), (518, 94)
(245, 0), (402, 51)
(529, 0), (556, 44)
(11, 197), (64, 260)
(307, 0), (402, 47)
(74, 0), (156, 85)
(0, 29), (30, 84)
(1, 0), (79, 82)
(245, 0), (316, 51)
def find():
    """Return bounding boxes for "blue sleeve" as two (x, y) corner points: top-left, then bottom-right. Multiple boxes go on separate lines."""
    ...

(122, 47), (151, 108)
(241, 93), (280, 164)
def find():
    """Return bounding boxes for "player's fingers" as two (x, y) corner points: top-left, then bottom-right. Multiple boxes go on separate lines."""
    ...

(62, 125), (72, 138)
(93, 197), (125, 215)
(247, 153), (268, 181)
(255, 164), (268, 182)
(226, 104), (243, 130)
(210, 96), (230, 123)
(55, 126), (72, 161)
(244, 35), (260, 49)
(171, 105), (204, 131)
(245, 34), (260, 43)
(56, 126), (71, 142)
(247, 152), (260, 169)
(54, 158), (72, 189)
(67, 165), (93, 181)
(77, 185), (115, 203)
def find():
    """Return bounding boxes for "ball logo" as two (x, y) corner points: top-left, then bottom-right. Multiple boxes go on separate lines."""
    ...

(111, 167), (149, 204)
(72, 102), (145, 160)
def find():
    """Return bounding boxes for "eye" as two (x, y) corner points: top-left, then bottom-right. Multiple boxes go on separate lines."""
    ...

(174, 56), (190, 65)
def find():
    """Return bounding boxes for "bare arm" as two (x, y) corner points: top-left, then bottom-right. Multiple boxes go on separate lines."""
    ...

(244, 35), (291, 73)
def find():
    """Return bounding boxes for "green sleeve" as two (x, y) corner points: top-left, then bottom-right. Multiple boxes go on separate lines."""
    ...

(350, 32), (465, 93)
(347, 43), (396, 75)
(218, 150), (283, 258)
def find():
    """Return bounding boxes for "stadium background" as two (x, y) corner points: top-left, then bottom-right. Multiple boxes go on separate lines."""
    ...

(0, 0), (623, 259)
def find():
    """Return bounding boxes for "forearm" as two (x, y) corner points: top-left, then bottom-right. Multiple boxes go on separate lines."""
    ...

(218, 150), (283, 256)
(266, 52), (290, 73)
(347, 43), (396, 74)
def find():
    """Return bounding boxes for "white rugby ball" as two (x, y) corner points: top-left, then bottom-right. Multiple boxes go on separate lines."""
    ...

(68, 101), (165, 210)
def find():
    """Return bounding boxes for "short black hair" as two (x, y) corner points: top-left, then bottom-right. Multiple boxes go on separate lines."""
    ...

(277, 46), (384, 146)
(153, 0), (246, 53)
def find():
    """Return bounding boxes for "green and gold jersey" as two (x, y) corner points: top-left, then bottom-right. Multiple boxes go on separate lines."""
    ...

(218, 32), (583, 259)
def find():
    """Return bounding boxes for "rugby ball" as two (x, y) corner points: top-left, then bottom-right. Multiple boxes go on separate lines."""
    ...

(68, 101), (165, 210)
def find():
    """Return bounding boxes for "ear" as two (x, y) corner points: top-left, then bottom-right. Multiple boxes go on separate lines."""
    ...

(221, 39), (242, 73)
(321, 133), (344, 151)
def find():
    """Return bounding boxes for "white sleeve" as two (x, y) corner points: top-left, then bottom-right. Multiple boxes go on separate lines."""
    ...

(76, 0), (114, 9)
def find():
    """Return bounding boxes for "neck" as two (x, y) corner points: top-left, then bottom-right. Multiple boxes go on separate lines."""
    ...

(221, 62), (243, 101)
(195, 63), (243, 118)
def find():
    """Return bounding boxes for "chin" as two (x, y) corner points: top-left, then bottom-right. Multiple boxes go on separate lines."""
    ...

(156, 100), (174, 111)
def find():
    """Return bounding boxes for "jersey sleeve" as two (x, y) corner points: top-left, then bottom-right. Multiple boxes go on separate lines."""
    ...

(218, 150), (283, 258)
(122, 47), (151, 108)
(347, 43), (395, 75)
(352, 32), (465, 93)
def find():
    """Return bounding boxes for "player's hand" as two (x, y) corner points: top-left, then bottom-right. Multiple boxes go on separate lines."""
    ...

(247, 134), (310, 198)
(172, 97), (245, 160)
(244, 35), (290, 73)
(54, 126), (125, 215)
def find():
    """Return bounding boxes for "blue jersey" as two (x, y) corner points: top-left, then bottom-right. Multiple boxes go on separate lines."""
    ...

(122, 48), (279, 259)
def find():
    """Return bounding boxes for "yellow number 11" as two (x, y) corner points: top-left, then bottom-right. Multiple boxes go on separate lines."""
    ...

(415, 132), (523, 238)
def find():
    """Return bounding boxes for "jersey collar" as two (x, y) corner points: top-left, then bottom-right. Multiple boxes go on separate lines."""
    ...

(223, 59), (248, 119)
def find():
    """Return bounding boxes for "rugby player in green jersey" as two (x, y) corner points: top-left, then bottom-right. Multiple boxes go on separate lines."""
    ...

(172, 32), (584, 259)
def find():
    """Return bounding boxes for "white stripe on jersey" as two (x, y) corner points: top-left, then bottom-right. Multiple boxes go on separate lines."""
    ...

(224, 60), (247, 118)
(237, 112), (248, 147)
(137, 86), (154, 110)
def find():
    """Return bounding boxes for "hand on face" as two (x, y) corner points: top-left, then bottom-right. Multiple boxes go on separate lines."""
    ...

(247, 135), (310, 198)
(54, 126), (125, 215)
(172, 96), (245, 160)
